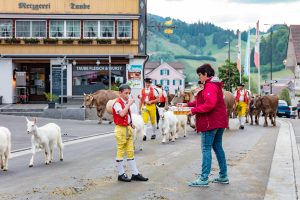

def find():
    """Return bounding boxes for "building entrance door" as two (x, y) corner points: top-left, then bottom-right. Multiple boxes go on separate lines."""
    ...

(26, 65), (50, 102)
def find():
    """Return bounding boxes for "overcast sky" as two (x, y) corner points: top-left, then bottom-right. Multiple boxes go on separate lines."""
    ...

(148, 0), (300, 31)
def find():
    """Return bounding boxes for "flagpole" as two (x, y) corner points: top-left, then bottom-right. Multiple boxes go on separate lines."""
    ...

(247, 28), (251, 91)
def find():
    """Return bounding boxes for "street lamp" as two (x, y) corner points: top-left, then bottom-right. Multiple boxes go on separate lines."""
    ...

(224, 40), (231, 62)
(225, 40), (231, 91)
(264, 23), (287, 94)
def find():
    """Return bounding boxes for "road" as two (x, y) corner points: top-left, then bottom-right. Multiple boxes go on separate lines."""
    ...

(0, 116), (280, 200)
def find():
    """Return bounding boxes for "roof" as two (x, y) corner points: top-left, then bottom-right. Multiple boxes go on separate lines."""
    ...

(145, 62), (184, 70)
(290, 25), (300, 63)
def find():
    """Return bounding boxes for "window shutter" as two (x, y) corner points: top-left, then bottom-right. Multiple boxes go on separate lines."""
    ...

(154, 80), (157, 85)
(167, 80), (170, 85)
(160, 80), (163, 85)
(160, 70), (163, 75)
(173, 80), (175, 85)
(167, 70), (170, 75)
(180, 80), (182, 85)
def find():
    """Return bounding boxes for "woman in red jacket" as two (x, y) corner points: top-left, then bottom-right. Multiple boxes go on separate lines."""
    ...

(179, 64), (229, 187)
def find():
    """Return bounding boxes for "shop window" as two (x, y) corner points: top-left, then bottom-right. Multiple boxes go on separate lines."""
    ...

(84, 20), (98, 38)
(16, 21), (30, 38)
(117, 21), (132, 39)
(72, 65), (126, 95)
(50, 20), (64, 38)
(100, 21), (114, 38)
(66, 20), (81, 38)
(0, 20), (12, 38)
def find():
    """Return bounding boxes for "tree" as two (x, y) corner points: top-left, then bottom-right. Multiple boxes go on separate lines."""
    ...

(218, 60), (248, 92)
(279, 88), (291, 106)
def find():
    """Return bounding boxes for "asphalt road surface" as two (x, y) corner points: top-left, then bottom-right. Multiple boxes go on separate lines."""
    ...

(0, 116), (279, 200)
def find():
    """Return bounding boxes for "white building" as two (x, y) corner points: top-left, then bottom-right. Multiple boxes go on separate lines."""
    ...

(145, 61), (185, 94)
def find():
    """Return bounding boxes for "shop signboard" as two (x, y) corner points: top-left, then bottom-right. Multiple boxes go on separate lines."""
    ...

(127, 65), (143, 89)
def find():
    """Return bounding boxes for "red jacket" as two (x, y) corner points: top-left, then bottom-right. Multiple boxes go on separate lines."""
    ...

(187, 78), (228, 132)
(112, 98), (131, 126)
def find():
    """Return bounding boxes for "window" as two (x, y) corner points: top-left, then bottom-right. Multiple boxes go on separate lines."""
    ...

(117, 20), (132, 39)
(66, 20), (80, 38)
(0, 20), (12, 38)
(16, 21), (30, 38)
(173, 79), (182, 86)
(161, 79), (169, 86)
(84, 21), (98, 38)
(160, 69), (170, 76)
(100, 21), (114, 38)
(50, 20), (64, 38)
(32, 21), (46, 38)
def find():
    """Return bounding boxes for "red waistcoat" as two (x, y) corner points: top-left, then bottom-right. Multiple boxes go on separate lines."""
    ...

(235, 89), (249, 104)
(141, 87), (156, 105)
(112, 98), (131, 126)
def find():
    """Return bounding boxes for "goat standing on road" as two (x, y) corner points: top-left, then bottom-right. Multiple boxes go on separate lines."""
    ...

(26, 118), (64, 167)
(0, 127), (11, 171)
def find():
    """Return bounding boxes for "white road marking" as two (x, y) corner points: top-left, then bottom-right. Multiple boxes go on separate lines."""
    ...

(10, 132), (114, 159)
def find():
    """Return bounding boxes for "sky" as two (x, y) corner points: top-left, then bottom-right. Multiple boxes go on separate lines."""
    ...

(148, 0), (300, 31)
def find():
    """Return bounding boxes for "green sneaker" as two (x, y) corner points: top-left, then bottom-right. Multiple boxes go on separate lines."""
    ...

(188, 178), (209, 187)
(212, 176), (229, 184)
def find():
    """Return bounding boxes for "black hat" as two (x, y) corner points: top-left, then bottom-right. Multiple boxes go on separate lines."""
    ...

(238, 83), (245, 87)
(144, 78), (152, 83)
(156, 83), (162, 87)
(198, 81), (203, 85)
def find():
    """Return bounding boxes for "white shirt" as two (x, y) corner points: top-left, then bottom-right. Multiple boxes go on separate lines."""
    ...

(141, 87), (159, 102)
(113, 98), (132, 123)
(235, 89), (250, 102)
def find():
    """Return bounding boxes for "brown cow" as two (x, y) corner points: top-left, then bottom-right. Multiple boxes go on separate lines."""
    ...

(249, 95), (262, 125)
(223, 91), (235, 128)
(259, 95), (279, 127)
(83, 90), (118, 124)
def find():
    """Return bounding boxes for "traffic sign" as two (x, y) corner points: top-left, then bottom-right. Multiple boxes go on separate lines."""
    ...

(265, 80), (278, 84)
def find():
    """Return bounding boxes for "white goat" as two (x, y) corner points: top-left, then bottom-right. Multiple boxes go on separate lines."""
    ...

(158, 108), (178, 144)
(26, 118), (64, 167)
(131, 113), (145, 151)
(0, 127), (11, 171)
(175, 115), (188, 138)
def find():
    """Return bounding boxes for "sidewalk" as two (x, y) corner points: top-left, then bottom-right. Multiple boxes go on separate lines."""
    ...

(264, 119), (300, 200)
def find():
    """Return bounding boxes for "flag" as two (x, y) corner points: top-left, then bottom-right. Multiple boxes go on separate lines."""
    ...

(237, 30), (242, 75)
(244, 28), (251, 76)
(164, 19), (173, 26)
(254, 21), (260, 69)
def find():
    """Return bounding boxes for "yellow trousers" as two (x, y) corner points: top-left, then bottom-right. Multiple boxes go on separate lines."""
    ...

(114, 125), (134, 160)
(236, 102), (247, 117)
(141, 104), (156, 125)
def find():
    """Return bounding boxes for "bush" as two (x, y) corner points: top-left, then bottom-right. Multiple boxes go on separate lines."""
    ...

(174, 55), (216, 62)
(279, 88), (291, 106)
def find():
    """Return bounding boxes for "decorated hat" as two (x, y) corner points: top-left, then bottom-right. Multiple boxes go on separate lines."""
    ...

(238, 83), (245, 87)
(144, 78), (152, 83)
(156, 83), (162, 87)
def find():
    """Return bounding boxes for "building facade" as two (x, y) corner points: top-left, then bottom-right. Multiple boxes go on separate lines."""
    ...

(145, 62), (185, 94)
(0, 0), (147, 103)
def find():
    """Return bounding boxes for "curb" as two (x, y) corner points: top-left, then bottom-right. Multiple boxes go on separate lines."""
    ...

(264, 119), (300, 200)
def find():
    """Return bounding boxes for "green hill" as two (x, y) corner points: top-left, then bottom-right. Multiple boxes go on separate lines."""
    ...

(147, 14), (290, 83)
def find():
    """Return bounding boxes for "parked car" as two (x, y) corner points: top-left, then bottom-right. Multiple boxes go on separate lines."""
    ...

(277, 100), (297, 119)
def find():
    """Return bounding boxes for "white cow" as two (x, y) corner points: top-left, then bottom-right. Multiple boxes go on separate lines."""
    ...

(26, 118), (64, 167)
(158, 108), (178, 144)
(0, 127), (11, 171)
